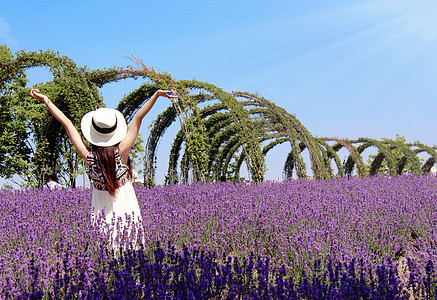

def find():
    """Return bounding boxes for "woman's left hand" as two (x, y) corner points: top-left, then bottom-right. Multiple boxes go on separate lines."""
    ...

(30, 89), (50, 104)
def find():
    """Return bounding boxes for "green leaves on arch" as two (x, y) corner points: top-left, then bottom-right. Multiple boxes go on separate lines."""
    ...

(2, 48), (436, 186)
(0, 48), (105, 186)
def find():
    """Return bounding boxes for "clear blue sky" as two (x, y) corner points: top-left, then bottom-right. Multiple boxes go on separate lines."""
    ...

(1, 0), (437, 184)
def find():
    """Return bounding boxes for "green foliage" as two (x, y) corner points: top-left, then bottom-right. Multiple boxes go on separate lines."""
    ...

(366, 135), (423, 175)
(131, 134), (145, 179)
(0, 46), (33, 182)
(1, 182), (12, 189)
(0, 47), (104, 187)
(1, 48), (436, 187)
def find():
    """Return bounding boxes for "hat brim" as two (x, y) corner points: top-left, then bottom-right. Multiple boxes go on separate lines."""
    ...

(81, 109), (127, 147)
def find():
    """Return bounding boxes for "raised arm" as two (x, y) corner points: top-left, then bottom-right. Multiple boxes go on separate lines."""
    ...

(30, 89), (89, 163)
(118, 89), (176, 163)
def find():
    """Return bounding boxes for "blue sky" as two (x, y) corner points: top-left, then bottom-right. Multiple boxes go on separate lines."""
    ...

(1, 0), (437, 184)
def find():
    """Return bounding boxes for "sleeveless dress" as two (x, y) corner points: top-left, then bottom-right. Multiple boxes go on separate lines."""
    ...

(87, 148), (142, 228)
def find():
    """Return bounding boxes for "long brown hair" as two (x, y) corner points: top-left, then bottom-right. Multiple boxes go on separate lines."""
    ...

(92, 144), (132, 196)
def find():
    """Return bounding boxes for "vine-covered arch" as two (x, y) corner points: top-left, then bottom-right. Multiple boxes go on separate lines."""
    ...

(2, 48), (436, 187)
(0, 48), (105, 186)
(140, 83), (330, 184)
(90, 66), (437, 183)
(316, 137), (437, 177)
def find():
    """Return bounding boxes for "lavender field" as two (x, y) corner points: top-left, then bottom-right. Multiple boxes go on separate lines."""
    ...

(1, 174), (437, 298)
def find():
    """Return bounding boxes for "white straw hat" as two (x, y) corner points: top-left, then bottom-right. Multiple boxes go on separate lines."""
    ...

(81, 108), (127, 147)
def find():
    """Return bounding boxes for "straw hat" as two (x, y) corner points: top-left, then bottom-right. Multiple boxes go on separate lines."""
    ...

(81, 108), (127, 147)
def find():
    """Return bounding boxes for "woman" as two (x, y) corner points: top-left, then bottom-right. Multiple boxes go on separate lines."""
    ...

(45, 174), (62, 190)
(30, 88), (176, 231)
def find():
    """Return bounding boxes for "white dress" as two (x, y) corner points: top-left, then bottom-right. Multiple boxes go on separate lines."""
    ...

(87, 148), (143, 243)
(91, 180), (142, 226)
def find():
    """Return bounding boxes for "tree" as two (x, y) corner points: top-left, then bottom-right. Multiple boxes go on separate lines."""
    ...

(0, 46), (33, 183)
(0, 47), (105, 187)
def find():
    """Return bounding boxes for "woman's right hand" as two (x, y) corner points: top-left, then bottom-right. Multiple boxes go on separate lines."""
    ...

(30, 89), (50, 104)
